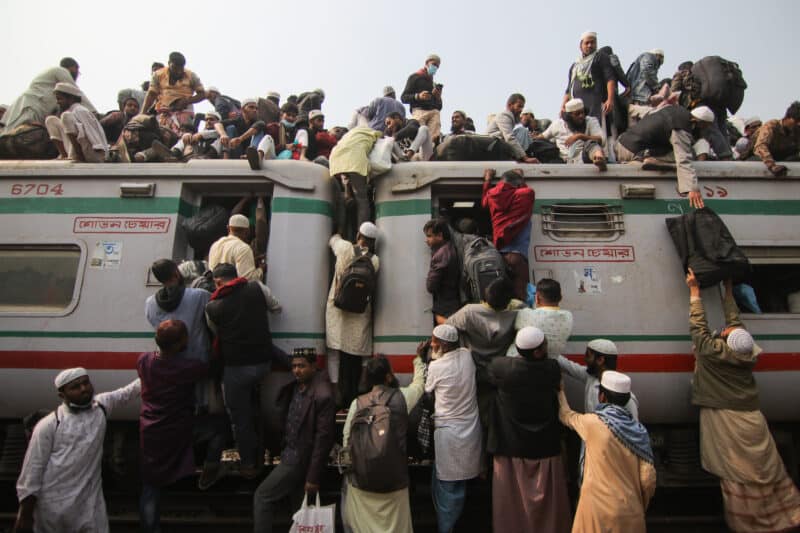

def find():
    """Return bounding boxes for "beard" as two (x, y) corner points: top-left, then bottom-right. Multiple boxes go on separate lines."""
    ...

(586, 362), (600, 377)
(430, 348), (444, 360)
(563, 111), (586, 132)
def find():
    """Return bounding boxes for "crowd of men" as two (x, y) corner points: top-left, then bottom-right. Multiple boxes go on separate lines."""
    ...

(14, 205), (800, 533)
(8, 33), (800, 533)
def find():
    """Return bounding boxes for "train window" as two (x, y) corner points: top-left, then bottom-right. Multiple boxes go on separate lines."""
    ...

(738, 247), (800, 315)
(0, 245), (82, 314)
(540, 203), (624, 240)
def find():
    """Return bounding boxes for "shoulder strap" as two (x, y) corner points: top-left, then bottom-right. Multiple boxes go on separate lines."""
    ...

(96, 402), (108, 418)
(54, 408), (60, 429)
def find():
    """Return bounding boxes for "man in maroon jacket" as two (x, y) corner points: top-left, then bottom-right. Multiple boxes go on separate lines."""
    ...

(482, 168), (535, 301)
(253, 350), (335, 533)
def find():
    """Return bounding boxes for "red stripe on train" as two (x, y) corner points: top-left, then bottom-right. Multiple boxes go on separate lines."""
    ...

(1, 351), (798, 373)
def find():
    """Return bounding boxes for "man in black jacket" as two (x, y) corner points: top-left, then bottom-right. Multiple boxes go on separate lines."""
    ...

(616, 105), (715, 209)
(488, 326), (571, 532)
(205, 263), (281, 478)
(401, 54), (443, 142)
(253, 350), (335, 533)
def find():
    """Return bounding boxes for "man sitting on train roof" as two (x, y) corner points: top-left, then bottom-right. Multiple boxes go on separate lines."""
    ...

(487, 93), (541, 164)
(685, 270), (800, 532)
(349, 85), (406, 133)
(538, 98), (608, 170)
(99, 89), (141, 145)
(296, 110), (339, 165)
(205, 86), (241, 120)
(218, 98), (266, 159)
(615, 104), (715, 209)
(752, 101), (800, 177)
(441, 110), (473, 141)
(245, 102), (304, 170)
(208, 214), (264, 282)
(384, 111), (434, 162)
(170, 111), (224, 159)
(141, 52), (206, 136)
(44, 82), (109, 162)
(15, 368), (141, 533)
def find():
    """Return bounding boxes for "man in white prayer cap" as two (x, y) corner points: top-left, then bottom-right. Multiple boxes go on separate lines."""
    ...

(208, 213), (263, 281)
(424, 323), (481, 533)
(205, 86), (242, 120)
(562, 31), (618, 122)
(539, 97), (608, 169)
(44, 82), (109, 162)
(685, 269), (800, 532)
(488, 327), (571, 532)
(616, 103), (715, 209)
(558, 370), (656, 533)
(325, 222), (380, 408)
(218, 97), (265, 159)
(556, 336), (639, 419)
(15, 369), (141, 532)
(626, 49), (666, 124)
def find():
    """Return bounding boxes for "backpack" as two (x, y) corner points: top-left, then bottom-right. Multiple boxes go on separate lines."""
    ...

(348, 389), (408, 493)
(0, 124), (59, 160)
(333, 246), (377, 313)
(180, 204), (228, 255)
(461, 235), (510, 303)
(433, 134), (517, 162)
(691, 56), (747, 114)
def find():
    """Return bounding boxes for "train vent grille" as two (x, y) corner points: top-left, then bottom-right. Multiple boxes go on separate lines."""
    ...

(540, 203), (624, 240)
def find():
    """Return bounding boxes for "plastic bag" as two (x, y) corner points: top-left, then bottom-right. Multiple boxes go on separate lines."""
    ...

(368, 136), (393, 176)
(289, 492), (335, 533)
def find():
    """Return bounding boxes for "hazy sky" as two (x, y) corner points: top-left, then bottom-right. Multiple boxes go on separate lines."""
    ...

(1, 0), (797, 132)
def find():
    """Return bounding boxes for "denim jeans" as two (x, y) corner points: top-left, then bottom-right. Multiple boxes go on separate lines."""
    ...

(431, 470), (467, 533)
(222, 362), (269, 467)
(140, 483), (162, 533)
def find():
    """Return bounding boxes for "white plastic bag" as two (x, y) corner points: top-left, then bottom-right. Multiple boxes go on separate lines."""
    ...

(289, 492), (335, 533)
(368, 136), (393, 176)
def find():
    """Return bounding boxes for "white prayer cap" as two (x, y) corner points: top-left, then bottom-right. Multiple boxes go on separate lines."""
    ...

(565, 98), (585, 113)
(433, 324), (459, 343)
(267, 91), (280, 100)
(309, 109), (324, 121)
(691, 106), (715, 123)
(744, 116), (762, 128)
(228, 214), (250, 228)
(600, 370), (631, 394)
(727, 328), (754, 354)
(515, 326), (545, 350)
(649, 48), (665, 57)
(426, 53), (441, 63)
(205, 111), (221, 121)
(55, 367), (88, 389)
(206, 86), (220, 94)
(241, 98), (257, 107)
(383, 86), (395, 96)
(588, 338), (618, 355)
(359, 222), (378, 239)
(580, 31), (597, 41)
(521, 108), (535, 116)
(53, 82), (82, 97)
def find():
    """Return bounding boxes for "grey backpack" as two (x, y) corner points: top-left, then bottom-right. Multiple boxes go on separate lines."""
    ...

(461, 236), (510, 302)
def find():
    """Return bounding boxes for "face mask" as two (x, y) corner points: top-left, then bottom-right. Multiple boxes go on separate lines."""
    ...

(68, 399), (93, 411)
(281, 119), (296, 127)
(427, 64), (438, 76)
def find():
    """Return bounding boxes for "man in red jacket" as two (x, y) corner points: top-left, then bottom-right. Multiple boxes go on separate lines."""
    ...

(482, 168), (535, 301)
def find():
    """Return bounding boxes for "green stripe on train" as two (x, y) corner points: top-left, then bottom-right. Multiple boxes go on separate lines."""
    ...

(375, 198), (800, 217)
(0, 197), (332, 217)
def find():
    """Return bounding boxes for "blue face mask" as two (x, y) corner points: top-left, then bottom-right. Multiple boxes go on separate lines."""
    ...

(281, 119), (296, 127)
(427, 64), (438, 76)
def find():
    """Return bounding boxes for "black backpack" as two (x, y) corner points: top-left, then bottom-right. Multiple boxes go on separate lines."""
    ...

(334, 246), (377, 313)
(349, 389), (408, 493)
(461, 236), (510, 303)
(691, 56), (747, 114)
(180, 204), (229, 255)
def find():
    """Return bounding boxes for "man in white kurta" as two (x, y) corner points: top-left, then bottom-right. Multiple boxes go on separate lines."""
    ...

(325, 222), (380, 408)
(207, 214), (263, 282)
(44, 83), (108, 162)
(424, 325), (482, 533)
(15, 368), (141, 533)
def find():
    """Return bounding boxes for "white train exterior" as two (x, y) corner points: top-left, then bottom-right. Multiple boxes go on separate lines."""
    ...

(0, 160), (798, 475)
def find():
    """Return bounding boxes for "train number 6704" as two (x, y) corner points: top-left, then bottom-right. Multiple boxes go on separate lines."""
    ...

(10, 183), (65, 196)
